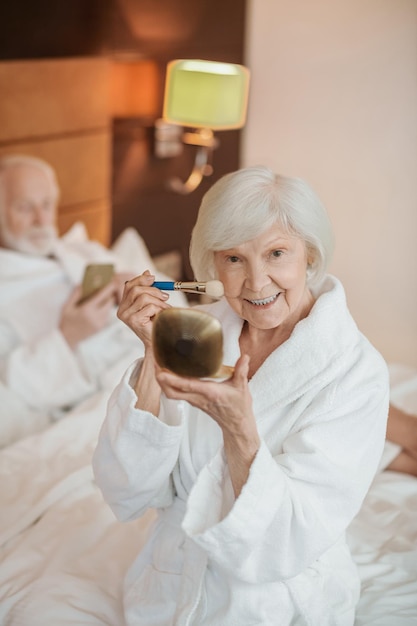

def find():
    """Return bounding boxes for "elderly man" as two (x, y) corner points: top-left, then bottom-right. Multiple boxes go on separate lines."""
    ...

(0, 154), (186, 443)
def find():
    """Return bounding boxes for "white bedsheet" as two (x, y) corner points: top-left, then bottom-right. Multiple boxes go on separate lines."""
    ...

(0, 366), (416, 625)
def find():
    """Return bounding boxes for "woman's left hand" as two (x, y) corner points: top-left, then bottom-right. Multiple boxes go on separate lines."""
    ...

(156, 354), (261, 497)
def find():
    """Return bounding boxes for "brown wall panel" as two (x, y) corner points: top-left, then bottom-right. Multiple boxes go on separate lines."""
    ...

(0, 57), (110, 142)
(0, 132), (111, 207)
(0, 57), (112, 247)
(0, 0), (247, 267)
(0, 0), (106, 61)
(58, 200), (111, 245)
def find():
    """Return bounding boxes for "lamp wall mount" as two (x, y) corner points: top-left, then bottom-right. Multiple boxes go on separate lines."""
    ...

(155, 123), (220, 194)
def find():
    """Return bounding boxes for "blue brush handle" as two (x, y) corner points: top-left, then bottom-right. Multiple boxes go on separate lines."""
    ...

(152, 281), (175, 290)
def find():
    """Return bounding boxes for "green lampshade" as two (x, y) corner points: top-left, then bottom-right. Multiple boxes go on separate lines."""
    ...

(163, 59), (250, 130)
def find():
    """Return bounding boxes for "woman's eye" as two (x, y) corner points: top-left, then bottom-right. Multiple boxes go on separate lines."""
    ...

(228, 255), (240, 263)
(271, 250), (283, 258)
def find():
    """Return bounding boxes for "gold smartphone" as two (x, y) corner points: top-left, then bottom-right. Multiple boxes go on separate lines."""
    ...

(78, 263), (115, 305)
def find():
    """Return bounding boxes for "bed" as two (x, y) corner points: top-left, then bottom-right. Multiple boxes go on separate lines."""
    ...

(0, 364), (416, 625)
(1, 57), (417, 626)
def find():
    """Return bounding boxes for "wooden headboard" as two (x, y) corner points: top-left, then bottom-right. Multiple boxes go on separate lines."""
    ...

(0, 57), (112, 245)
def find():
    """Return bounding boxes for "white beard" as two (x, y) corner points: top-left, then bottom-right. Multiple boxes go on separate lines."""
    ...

(1, 225), (58, 257)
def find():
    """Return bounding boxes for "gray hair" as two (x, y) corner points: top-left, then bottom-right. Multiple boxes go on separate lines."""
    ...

(189, 166), (334, 288)
(0, 154), (60, 211)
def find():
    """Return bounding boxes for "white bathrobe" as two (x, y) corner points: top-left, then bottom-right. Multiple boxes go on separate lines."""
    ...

(0, 225), (185, 428)
(93, 276), (389, 626)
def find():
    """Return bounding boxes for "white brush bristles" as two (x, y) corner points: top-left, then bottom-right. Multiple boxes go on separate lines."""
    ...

(205, 280), (224, 298)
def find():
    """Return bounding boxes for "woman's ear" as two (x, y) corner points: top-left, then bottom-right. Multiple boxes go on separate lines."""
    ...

(306, 249), (316, 281)
(306, 248), (315, 268)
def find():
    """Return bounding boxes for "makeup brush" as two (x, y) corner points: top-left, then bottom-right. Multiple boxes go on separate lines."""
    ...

(152, 280), (224, 299)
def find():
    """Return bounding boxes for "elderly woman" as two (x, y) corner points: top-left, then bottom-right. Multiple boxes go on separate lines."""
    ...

(93, 166), (389, 625)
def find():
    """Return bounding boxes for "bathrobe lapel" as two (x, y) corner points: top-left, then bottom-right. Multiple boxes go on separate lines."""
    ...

(203, 276), (359, 416)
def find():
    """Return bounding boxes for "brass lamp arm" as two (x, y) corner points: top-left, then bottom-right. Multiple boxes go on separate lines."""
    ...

(168, 128), (219, 194)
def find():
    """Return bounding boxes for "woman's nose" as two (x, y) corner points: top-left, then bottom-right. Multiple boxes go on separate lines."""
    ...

(245, 261), (271, 293)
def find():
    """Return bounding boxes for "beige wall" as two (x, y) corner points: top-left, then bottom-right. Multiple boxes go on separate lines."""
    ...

(243, 0), (417, 368)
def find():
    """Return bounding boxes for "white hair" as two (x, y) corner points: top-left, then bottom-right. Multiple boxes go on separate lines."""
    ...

(189, 166), (334, 288)
(0, 154), (60, 212)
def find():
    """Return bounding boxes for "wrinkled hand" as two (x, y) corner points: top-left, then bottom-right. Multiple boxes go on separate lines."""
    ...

(156, 354), (255, 436)
(117, 270), (170, 350)
(112, 271), (136, 305)
(59, 282), (116, 349)
(156, 353), (260, 497)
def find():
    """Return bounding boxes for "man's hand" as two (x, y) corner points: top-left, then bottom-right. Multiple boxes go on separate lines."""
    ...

(59, 283), (116, 349)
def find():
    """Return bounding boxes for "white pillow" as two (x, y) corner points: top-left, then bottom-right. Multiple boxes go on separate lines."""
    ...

(63, 223), (158, 276)
(111, 228), (188, 307)
(61, 221), (90, 244)
(111, 227), (157, 275)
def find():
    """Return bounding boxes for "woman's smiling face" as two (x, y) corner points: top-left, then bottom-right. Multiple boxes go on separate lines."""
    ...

(214, 222), (312, 331)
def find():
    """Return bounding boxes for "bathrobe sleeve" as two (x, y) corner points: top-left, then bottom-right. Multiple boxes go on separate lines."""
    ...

(0, 322), (96, 414)
(0, 239), (127, 416)
(0, 307), (142, 417)
(93, 360), (185, 522)
(182, 361), (390, 583)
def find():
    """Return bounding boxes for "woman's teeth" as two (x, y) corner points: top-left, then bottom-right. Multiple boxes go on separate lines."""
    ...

(248, 294), (279, 306)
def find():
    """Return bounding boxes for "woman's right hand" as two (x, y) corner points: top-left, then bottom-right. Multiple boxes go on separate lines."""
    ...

(117, 270), (170, 350)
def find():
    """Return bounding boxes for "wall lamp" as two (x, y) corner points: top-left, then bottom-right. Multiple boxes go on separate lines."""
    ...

(155, 59), (250, 194)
